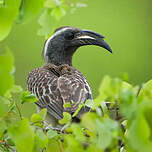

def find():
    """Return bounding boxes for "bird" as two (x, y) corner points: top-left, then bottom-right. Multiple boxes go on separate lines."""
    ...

(27, 26), (112, 126)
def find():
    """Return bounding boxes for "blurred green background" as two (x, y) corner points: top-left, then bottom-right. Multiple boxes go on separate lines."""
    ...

(0, 0), (152, 99)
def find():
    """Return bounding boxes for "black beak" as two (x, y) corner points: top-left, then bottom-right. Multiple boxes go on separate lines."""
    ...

(73, 29), (112, 53)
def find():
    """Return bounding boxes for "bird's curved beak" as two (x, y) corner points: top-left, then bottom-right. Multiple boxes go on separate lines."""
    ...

(72, 30), (112, 53)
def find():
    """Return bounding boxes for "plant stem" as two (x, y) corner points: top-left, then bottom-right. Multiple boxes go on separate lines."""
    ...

(15, 103), (22, 120)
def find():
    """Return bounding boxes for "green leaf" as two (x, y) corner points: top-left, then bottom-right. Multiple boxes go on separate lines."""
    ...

(9, 85), (23, 94)
(0, 49), (14, 96)
(72, 103), (84, 117)
(63, 102), (71, 108)
(0, 120), (6, 138)
(8, 118), (34, 152)
(31, 109), (47, 127)
(5, 85), (23, 99)
(31, 113), (43, 127)
(0, 97), (8, 117)
(31, 109), (47, 123)
(81, 112), (97, 133)
(17, 0), (44, 23)
(6, 138), (15, 146)
(128, 103), (152, 152)
(59, 112), (71, 124)
(44, 0), (56, 8)
(31, 113), (43, 123)
(35, 129), (48, 148)
(21, 91), (37, 104)
(96, 118), (119, 150)
(119, 89), (138, 120)
(76, 3), (87, 8)
(92, 76), (123, 109)
(51, 6), (66, 20)
(0, 0), (21, 41)
(47, 128), (57, 139)
(39, 108), (47, 120)
(122, 72), (129, 82)
(0, 0), (4, 6)
(70, 123), (86, 142)
(85, 99), (94, 108)
(46, 138), (61, 152)
(37, 9), (52, 37)
(64, 134), (84, 152)
(0, 49), (14, 73)
(138, 80), (152, 101)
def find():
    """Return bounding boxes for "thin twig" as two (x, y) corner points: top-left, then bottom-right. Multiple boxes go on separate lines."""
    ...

(30, 120), (44, 126)
(58, 140), (64, 152)
(0, 140), (16, 152)
(136, 85), (142, 97)
(15, 103), (22, 120)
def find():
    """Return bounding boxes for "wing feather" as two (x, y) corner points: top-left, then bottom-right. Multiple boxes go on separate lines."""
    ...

(27, 64), (92, 120)
(58, 73), (92, 114)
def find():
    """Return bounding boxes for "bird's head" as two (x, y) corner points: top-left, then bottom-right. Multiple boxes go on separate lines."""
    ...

(43, 26), (112, 66)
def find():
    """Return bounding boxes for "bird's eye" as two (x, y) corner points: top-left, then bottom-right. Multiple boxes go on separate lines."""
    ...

(64, 32), (74, 40)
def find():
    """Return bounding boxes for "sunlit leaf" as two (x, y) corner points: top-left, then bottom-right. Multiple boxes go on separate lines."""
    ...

(93, 76), (122, 109)
(37, 9), (52, 37)
(0, 0), (21, 41)
(44, 0), (56, 8)
(71, 123), (86, 142)
(31, 113), (43, 123)
(6, 138), (15, 146)
(35, 129), (48, 148)
(17, 0), (44, 23)
(96, 118), (119, 150)
(72, 103), (84, 117)
(0, 121), (6, 138)
(64, 134), (84, 152)
(63, 102), (71, 108)
(39, 108), (47, 120)
(0, 97), (8, 117)
(21, 91), (37, 104)
(47, 128), (57, 139)
(0, 0), (4, 6)
(51, 6), (66, 21)
(138, 80), (152, 101)
(0, 49), (14, 96)
(128, 103), (152, 152)
(8, 118), (34, 152)
(59, 112), (71, 124)
(46, 138), (61, 152)
(9, 85), (23, 94)
(81, 112), (97, 133)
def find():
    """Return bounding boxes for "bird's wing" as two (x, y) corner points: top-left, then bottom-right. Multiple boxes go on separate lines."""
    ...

(27, 67), (64, 120)
(27, 64), (92, 120)
(57, 67), (92, 114)
(58, 75), (89, 113)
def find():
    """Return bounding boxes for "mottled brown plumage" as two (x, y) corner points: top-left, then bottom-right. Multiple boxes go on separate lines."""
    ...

(27, 26), (112, 126)
(27, 63), (92, 125)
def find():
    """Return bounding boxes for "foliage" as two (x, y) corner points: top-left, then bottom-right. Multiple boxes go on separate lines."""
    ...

(0, 0), (87, 41)
(0, 50), (152, 152)
(0, 1), (152, 152)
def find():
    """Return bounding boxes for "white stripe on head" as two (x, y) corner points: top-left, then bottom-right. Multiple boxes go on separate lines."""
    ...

(43, 27), (73, 59)
(76, 35), (95, 40)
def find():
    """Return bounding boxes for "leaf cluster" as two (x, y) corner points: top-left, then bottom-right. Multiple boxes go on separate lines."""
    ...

(0, 0), (87, 41)
(0, 50), (152, 152)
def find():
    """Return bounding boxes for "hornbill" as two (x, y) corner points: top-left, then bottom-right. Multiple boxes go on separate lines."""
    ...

(27, 26), (112, 126)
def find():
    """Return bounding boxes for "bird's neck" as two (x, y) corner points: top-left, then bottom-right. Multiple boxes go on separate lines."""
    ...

(46, 47), (77, 66)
